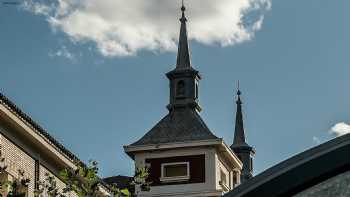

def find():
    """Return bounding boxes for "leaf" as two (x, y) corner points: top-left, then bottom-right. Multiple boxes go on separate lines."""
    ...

(120, 189), (130, 197)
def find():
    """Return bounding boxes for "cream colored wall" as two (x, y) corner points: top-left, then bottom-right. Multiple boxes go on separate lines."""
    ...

(134, 147), (222, 197)
(0, 105), (79, 197)
(0, 134), (35, 197)
(215, 152), (241, 194)
(0, 129), (80, 197)
(39, 165), (78, 197)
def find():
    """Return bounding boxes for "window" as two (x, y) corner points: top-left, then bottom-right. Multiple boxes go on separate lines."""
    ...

(250, 158), (253, 171)
(232, 170), (240, 187)
(160, 162), (190, 182)
(220, 170), (227, 185)
(219, 170), (229, 191)
(176, 80), (185, 97)
(195, 82), (198, 99)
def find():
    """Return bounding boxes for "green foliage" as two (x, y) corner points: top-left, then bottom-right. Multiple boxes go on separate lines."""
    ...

(59, 160), (151, 197)
(1, 170), (29, 197)
(0, 155), (150, 197)
(59, 160), (101, 197)
(110, 185), (130, 197)
(0, 151), (29, 197)
(35, 173), (66, 197)
(132, 168), (151, 193)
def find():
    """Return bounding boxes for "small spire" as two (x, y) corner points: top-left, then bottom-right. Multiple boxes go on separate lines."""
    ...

(231, 82), (255, 183)
(176, 0), (191, 68)
(233, 82), (247, 146)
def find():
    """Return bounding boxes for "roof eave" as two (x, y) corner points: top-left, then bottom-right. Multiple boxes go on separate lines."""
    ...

(218, 141), (243, 169)
(124, 138), (223, 160)
(124, 139), (243, 169)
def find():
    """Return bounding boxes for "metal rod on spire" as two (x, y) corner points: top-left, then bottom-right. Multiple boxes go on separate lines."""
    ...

(237, 80), (240, 91)
(237, 80), (241, 94)
(180, 0), (186, 21)
(176, 0), (191, 68)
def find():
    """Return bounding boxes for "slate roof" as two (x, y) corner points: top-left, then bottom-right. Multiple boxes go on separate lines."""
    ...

(131, 109), (218, 146)
(224, 133), (350, 197)
(0, 92), (80, 162)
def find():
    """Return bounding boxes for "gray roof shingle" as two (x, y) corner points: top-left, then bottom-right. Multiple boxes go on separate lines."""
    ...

(131, 109), (218, 146)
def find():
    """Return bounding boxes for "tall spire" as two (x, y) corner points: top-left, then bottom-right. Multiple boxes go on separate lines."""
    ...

(233, 82), (248, 146)
(230, 82), (255, 183)
(176, 0), (191, 68)
(166, 1), (201, 112)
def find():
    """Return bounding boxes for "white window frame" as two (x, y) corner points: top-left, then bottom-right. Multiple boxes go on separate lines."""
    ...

(218, 162), (230, 192)
(160, 162), (190, 182)
(232, 169), (240, 187)
(219, 169), (229, 191)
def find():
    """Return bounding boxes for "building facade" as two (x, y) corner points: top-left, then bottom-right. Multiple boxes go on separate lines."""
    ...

(3, 3), (349, 197)
(124, 3), (254, 197)
(0, 4), (257, 196)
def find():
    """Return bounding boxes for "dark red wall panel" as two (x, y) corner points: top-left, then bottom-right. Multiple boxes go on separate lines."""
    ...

(145, 154), (205, 186)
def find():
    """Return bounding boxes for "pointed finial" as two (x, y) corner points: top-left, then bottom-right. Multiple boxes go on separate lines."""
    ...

(180, 0), (187, 22)
(236, 80), (242, 104)
(176, 0), (191, 68)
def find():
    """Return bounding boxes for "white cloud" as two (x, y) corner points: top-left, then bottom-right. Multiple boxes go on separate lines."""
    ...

(22, 0), (53, 16)
(23, 0), (271, 57)
(330, 122), (350, 137)
(48, 45), (75, 60)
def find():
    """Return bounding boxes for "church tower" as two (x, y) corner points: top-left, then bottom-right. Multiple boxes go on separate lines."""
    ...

(230, 87), (255, 183)
(124, 2), (243, 196)
(166, 3), (201, 113)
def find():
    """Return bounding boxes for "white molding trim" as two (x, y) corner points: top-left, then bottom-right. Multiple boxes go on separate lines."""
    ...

(160, 162), (190, 183)
(124, 139), (223, 153)
(124, 139), (242, 169)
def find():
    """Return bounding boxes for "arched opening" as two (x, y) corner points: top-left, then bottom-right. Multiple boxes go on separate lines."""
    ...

(176, 80), (185, 96)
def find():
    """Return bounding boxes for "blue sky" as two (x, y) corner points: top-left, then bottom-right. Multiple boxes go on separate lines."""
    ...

(1, 0), (350, 178)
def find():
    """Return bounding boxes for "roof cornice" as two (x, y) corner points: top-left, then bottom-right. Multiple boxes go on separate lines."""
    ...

(124, 138), (242, 168)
